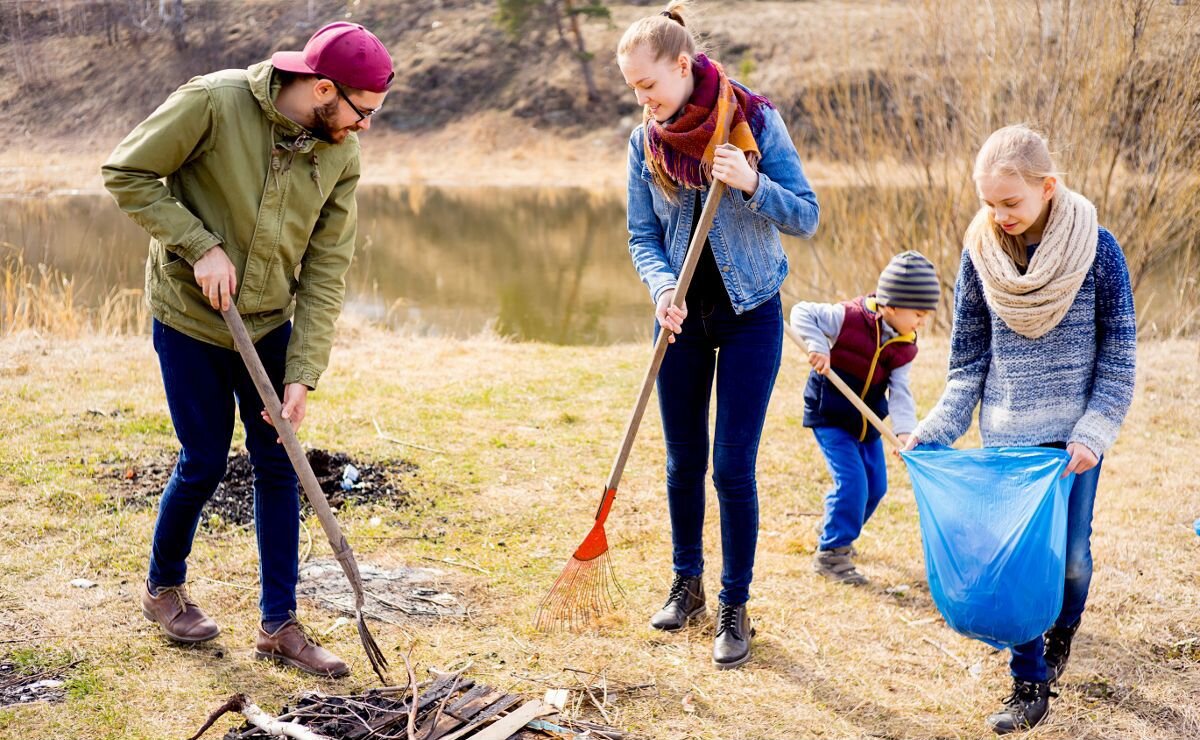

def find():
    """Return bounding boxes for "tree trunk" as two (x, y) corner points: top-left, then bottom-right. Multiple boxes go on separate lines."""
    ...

(562, 0), (599, 102)
(168, 0), (185, 49)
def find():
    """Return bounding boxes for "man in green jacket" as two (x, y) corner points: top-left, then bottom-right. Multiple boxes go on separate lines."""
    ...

(102, 22), (393, 678)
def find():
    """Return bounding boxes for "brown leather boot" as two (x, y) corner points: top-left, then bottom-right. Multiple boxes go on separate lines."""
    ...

(141, 580), (221, 643)
(255, 619), (349, 678)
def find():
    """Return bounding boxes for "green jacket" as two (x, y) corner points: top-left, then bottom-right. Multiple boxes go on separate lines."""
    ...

(102, 61), (360, 389)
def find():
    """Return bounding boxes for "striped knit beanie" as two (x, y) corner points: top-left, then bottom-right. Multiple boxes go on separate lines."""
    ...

(876, 251), (940, 310)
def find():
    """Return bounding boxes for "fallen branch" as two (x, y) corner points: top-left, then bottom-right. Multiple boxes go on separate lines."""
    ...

(189, 694), (330, 740)
(420, 555), (490, 575)
(921, 636), (969, 670)
(373, 418), (448, 454)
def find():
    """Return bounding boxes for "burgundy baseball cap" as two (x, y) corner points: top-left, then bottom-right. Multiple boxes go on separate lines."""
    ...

(272, 22), (394, 93)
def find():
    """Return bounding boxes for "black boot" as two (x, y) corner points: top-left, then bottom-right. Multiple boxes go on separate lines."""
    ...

(986, 679), (1054, 735)
(1044, 619), (1081, 683)
(712, 601), (753, 670)
(649, 574), (705, 631)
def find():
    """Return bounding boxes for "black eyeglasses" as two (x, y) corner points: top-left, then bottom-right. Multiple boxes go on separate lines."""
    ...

(330, 80), (382, 122)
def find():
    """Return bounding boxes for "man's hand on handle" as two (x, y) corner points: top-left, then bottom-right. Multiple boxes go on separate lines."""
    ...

(261, 383), (309, 442)
(194, 246), (237, 310)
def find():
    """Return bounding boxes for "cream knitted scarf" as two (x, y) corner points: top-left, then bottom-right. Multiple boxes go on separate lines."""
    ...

(965, 186), (1098, 339)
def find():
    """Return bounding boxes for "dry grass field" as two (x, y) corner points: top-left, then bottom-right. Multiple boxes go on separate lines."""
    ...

(1, 324), (1198, 739)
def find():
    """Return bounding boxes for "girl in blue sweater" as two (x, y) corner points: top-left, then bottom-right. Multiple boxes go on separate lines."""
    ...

(905, 124), (1137, 735)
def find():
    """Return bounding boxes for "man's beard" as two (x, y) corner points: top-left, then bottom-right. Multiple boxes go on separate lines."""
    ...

(308, 99), (344, 143)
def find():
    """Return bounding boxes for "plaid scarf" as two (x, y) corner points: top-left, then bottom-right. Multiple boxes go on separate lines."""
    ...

(644, 54), (774, 199)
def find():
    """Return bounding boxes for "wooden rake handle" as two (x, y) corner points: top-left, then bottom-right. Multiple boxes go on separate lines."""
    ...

(603, 176), (729, 497)
(219, 304), (362, 594)
(783, 323), (904, 451)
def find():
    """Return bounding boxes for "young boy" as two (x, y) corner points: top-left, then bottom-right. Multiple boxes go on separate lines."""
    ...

(790, 251), (939, 585)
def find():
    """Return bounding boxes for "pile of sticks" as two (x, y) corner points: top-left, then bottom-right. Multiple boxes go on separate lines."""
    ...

(190, 664), (627, 740)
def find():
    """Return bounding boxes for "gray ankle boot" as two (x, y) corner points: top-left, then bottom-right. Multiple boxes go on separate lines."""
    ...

(813, 545), (867, 585)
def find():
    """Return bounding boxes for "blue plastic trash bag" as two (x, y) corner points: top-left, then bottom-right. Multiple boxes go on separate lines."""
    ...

(900, 445), (1074, 649)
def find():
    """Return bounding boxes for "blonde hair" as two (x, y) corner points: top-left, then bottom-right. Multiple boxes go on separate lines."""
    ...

(973, 124), (1063, 268)
(617, 1), (698, 62)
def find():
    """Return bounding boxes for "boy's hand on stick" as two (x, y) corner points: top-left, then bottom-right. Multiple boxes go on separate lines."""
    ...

(808, 352), (830, 374)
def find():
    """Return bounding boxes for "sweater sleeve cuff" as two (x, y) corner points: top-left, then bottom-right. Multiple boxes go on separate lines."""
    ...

(1069, 412), (1120, 457)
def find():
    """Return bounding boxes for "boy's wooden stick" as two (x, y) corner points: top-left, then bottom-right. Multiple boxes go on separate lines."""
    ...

(783, 323), (904, 450)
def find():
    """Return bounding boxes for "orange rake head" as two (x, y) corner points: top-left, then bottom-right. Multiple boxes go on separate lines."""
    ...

(534, 487), (625, 631)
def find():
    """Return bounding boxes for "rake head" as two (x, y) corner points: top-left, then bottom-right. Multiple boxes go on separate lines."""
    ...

(535, 488), (625, 631)
(355, 606), (390, 684)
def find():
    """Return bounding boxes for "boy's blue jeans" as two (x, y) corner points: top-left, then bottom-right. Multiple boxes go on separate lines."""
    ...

(147, 319), (300, 623)
(1009, 459), (1103, 682)
(812, 425), (888, 551)
(655, 294), (782, 606)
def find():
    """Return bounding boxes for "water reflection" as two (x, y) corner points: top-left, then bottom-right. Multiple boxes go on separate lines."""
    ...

(0, 185), (1183, 343)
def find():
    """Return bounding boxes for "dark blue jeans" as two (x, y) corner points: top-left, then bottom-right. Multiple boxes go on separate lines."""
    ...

(655, 293), (783, 606)
(148, 319), (300, 623)
(812, 425), (888, 550)
(1009, 459), (1103, 682)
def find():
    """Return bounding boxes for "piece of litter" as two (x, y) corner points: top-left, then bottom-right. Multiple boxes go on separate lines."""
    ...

(885, 584), (911, 595)
(682, 691), (696, 713)
(542, 688), (569, 711)
(340, 463), (360, 491)
(28, 680), (65, 690)
(527, 718), (580, 735)
(322, 617), (351, 636)
(70, 578), (97, 589)
(369, 516), (382, 527)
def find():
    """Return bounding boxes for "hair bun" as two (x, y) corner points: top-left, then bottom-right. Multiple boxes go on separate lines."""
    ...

(660, 8), (685, 26)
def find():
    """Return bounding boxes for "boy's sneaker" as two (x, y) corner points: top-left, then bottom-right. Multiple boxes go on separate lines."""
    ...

(813, 546), (867, 585)
(1044, 619), (1081, 683)
(986, 678), (1054, 734)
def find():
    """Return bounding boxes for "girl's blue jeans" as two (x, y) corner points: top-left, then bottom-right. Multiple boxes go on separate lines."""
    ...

(655, 293), (782, 606)
(1009, 459), (1103, 682)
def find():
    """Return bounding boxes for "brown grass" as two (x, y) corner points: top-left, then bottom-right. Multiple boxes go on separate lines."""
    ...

(1, 324), (1198, 739)
(1, 248), (147, 338)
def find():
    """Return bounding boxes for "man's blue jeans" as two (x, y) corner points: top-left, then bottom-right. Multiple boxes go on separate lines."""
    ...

(147, 319), (300, 623)
(655, 294), (782, 606)
(1009, 460), (1103, 682)
(812, 425), (888, 551)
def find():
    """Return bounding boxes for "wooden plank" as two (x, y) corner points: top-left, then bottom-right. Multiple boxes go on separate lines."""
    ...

(344, 675), (470, 740)
(422, 687), (508, 740)
(444, 685), (494, 718)
(433, 694), (524, 740)
(466, 700), (550, 740)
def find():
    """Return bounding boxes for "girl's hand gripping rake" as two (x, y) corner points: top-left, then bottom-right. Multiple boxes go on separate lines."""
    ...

(220, 303), (389, 683)
(536, 145), (734, 632)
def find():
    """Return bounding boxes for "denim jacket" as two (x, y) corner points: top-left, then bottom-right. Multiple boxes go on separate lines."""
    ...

(626, 103), (819, 314)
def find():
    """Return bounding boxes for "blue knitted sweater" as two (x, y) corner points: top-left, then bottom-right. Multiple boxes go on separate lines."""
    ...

(914, 227), (1136, 455)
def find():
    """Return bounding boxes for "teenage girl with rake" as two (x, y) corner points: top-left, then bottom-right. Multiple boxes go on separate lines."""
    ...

(607, 1), (819, 669)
